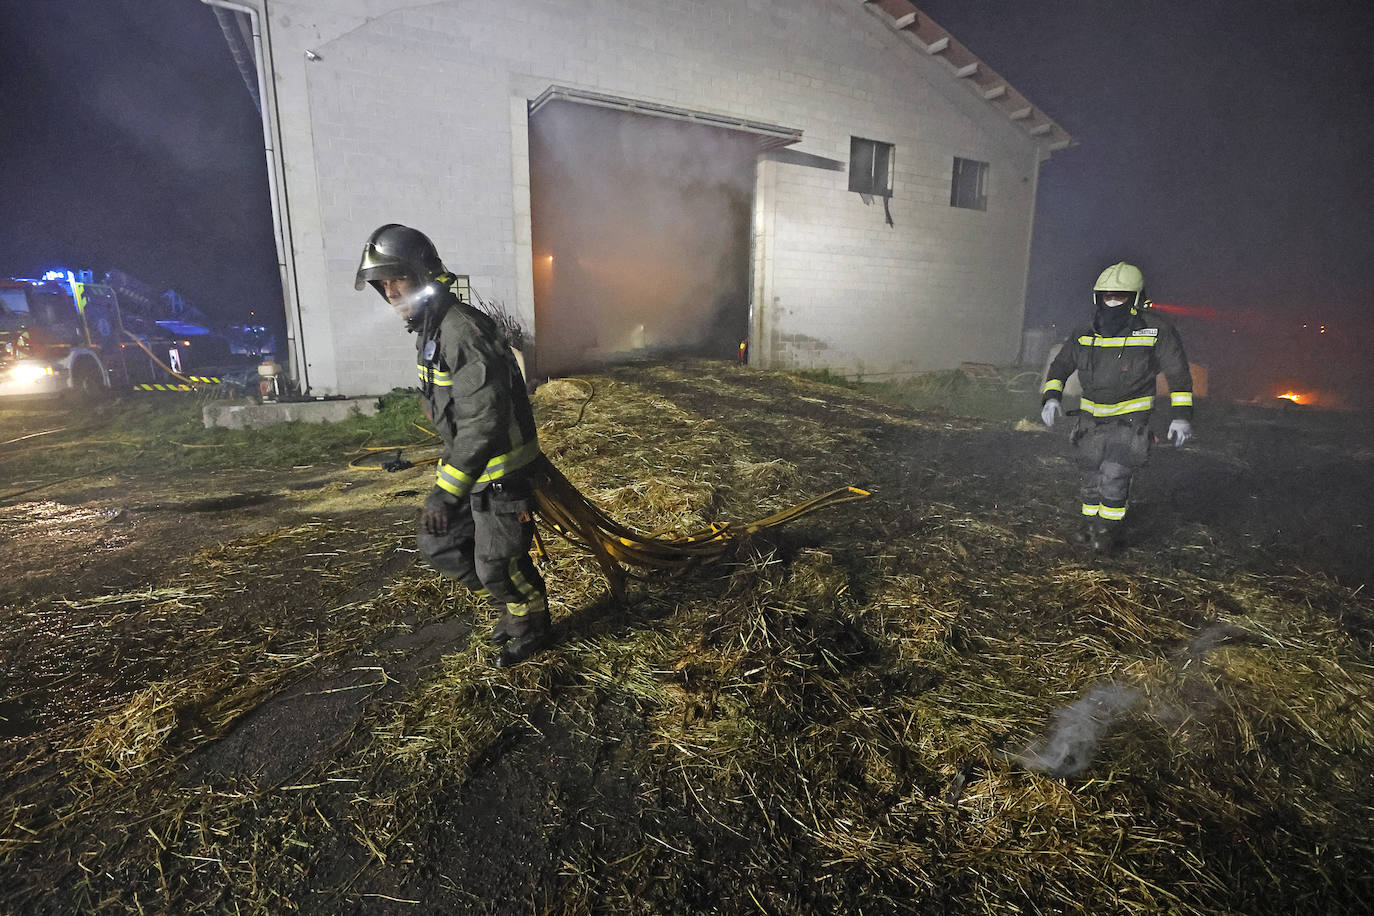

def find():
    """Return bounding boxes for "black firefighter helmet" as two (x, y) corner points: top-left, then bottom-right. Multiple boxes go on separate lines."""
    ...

(355, 223), (447, 300)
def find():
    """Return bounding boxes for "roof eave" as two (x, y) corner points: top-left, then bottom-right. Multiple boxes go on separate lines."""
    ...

(860, 0), (1076, 158)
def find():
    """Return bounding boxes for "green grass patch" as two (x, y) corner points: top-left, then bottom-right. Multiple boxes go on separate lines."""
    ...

(0, 390), (431, 484)
(799, 366), (1043, 424)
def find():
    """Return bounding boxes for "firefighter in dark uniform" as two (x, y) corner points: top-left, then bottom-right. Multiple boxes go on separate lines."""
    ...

(1041, 261), (1194, 552)
(356, 224), (550, 666)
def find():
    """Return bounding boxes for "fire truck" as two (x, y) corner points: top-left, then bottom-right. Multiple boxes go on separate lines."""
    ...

(0, 270), (215, 398)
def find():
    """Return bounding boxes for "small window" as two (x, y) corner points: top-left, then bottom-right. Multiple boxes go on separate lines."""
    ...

(950, 156), (989, 210)
(451, 274), (471, 305)
(849, 137), (894, 197)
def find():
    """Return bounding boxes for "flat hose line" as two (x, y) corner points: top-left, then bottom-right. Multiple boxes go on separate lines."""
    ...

(531, 461), (870, 604)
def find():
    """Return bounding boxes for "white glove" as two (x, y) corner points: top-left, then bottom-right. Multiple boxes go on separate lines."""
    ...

(1041, 399), (1063, 428)
(1168, 418), (1192, 447)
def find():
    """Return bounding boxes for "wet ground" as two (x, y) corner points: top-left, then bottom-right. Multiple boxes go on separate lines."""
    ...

(1, 366), (1371, 913)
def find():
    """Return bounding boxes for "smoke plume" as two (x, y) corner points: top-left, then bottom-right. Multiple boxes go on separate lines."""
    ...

(528, 100), (758, 376)
(1011, 685), (1142, 778)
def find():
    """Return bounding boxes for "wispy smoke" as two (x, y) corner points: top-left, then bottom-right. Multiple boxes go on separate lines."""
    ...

(1012, 685), (1142, 778)
(1010, 621), (1270, 778)
(1183, 622), (1256, 661)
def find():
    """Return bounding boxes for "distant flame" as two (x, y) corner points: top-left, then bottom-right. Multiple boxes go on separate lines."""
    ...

(1277, 391), (1309, 405)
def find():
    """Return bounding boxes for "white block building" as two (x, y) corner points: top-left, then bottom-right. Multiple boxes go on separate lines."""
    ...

(205, 0), (1071, 395)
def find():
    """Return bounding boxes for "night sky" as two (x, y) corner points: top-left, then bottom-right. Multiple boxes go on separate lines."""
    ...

(3, 1), (1372, 401)
(0, 0), (279, 331)
(917, 0), (1374, 402)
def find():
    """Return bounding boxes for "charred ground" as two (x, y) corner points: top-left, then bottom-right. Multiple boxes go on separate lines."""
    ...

(1, 361), (1371, 914)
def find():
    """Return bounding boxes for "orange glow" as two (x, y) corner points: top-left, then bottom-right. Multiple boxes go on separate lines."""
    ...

(1277, 391), (1310, 405)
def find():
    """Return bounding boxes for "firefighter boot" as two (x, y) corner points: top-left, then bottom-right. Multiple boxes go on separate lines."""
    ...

(485, 609), (515, 646)
(494, 605), (551, 668)
(1070, 521), (1096, 547)
(1090, 520), (1121, 554)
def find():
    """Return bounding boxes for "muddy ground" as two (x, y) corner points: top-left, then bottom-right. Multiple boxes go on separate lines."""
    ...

(1, 361), (1371, 914)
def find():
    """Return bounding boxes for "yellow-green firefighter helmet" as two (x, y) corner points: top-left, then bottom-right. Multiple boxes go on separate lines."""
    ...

(1092, 261), (1144, 311)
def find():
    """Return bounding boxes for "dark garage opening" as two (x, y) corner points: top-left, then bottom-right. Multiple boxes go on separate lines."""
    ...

(528, 91), (795, 377)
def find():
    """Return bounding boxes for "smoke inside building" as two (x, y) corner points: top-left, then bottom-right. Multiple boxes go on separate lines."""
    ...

(528, 100), (758, 377)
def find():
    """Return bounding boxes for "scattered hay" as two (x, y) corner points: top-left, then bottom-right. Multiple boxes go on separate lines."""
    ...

(2, 360), (1371, 914)
(585, 476), (717, 533)
(69, 661), (249, 774)
(71, 682), (185, 774)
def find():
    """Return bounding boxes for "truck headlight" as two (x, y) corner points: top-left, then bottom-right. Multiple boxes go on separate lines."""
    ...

(8, 361), (57, 383)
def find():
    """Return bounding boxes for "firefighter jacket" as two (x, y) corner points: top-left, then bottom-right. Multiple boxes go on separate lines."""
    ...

(415, 291), (541, 507)
(1041, 309), (1194, 422)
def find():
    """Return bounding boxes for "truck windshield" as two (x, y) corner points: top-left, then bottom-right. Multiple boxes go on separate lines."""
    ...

(29, 287), (79, 327)
(1, 289), (30, 317)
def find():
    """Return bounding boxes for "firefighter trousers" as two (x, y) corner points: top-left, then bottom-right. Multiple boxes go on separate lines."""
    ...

(416, 477), (547, 617)
(1072, 416), (1152, 524)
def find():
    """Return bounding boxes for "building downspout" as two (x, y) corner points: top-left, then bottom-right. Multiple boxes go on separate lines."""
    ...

(1017, 146), (1044, 365)
(200, 0), (309, 395)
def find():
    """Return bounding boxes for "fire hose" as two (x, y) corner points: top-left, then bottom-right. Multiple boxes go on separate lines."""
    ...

(120, 330), (220, 389)
(530, 459), (870, 604)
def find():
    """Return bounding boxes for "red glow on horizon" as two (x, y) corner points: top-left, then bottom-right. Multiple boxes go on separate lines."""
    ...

(1148, 301), (1223, 322)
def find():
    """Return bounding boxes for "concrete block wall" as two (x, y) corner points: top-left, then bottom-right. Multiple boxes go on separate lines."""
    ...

(755, 137), (1040, 377)
(260, 0), (1050, 393)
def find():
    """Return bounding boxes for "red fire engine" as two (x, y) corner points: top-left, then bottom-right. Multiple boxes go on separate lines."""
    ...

(0, 270), (205, 398)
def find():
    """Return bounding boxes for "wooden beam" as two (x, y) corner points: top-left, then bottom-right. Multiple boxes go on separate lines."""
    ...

(955, 62), (978, 78)
(892, 12), (916, 29)
(1009, 106), (1033, 120)
(1029, 123), (1052, 136)
(983, 85), (1006, 101)
(924, 36), (949, 54)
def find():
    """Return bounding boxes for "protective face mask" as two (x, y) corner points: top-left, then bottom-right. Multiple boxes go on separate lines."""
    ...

(1103, 296), (1128, 308)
